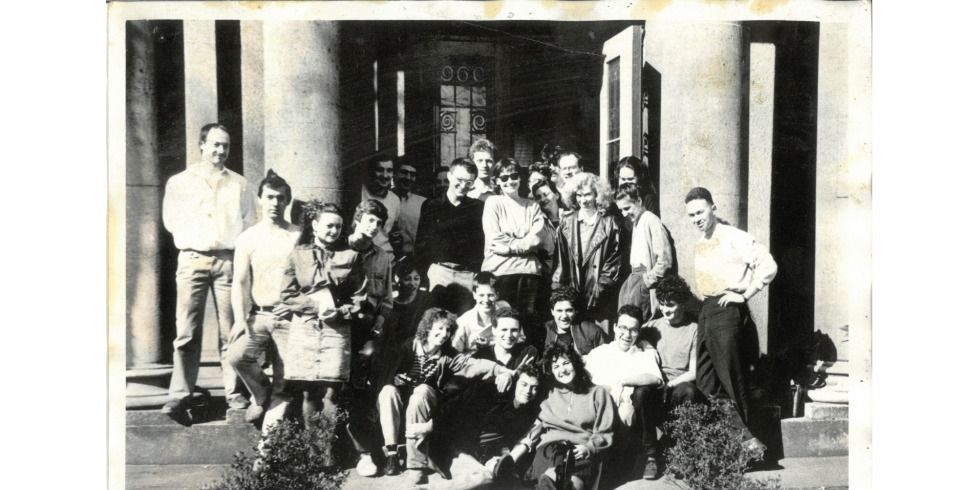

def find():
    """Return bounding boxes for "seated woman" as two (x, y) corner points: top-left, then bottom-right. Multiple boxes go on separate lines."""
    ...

(531, 342), (616, 490)
(376, 307), (517, 485)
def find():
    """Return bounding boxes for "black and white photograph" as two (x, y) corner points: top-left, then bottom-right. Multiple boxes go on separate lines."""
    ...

(107, 1), (873, 489)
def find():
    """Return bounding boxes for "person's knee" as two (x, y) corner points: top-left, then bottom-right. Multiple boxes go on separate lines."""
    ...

(412, 383), (438, 400)
(671, 382), (702, 405)
(379, 384), (398, 399)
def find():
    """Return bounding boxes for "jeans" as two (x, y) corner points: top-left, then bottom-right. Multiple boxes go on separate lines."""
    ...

(227, 311), (288, 407)
(168, 250), (246, 401)
(378, 384), (439, 470)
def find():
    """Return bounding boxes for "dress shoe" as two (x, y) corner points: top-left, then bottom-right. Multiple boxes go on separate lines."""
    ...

(383, 452), (401, 476)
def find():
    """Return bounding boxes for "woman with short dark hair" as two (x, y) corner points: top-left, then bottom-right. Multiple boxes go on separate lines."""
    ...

(482, 157), (552, 346)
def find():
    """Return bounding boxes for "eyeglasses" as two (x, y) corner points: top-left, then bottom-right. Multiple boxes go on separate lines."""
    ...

(497, 173), (520, 183)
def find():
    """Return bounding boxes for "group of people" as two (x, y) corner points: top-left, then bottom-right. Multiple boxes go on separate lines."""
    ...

(158, 123), (778, 489)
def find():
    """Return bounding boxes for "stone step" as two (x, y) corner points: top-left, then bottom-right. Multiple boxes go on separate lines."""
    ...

(804, 402), (848, 420)
(780, 417), (848, 458)
(127, 420), (260, 465)
(125, 456), (849, 490)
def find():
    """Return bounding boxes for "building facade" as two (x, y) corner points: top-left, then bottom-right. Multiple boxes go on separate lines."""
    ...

(123, 16), (869, 426)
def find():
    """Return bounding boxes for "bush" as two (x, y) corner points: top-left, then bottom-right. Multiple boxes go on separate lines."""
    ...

(664, 399), (780, 490)
(203, 410), (349, 490)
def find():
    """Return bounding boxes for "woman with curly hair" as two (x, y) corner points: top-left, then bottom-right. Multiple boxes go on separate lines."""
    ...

(375, 307), (517, 484)
(530, 342), (616, 490)
(552, 172), (623, 327)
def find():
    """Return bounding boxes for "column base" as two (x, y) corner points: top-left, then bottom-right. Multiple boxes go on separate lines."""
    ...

(126, 364), (173, 409)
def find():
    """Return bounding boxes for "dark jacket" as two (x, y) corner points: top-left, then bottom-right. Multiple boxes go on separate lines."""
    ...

(551, 211), (623, 311)
(543, 319), (608, 357)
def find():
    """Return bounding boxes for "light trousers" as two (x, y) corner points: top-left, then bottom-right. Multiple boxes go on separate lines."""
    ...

(377, 384), (439, 469)
(169, 250), (246, 401)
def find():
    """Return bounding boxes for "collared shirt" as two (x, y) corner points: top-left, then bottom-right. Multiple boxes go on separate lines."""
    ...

(361, 186), (402, 256)
(415, 193), (486, 271)
(162, 164), (254, 251)
(451, 300), (511, 353)
(693, 223), (778, 298)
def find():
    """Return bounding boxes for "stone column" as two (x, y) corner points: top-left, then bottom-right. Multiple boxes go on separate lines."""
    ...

(240, 21), (265, 187)
(814, 23), (850, 363)
(647, 21), (747, 284)
(183, 20), (219, 166)
(748, 42), (775, 354)
(126, 20), (164, 370)
(126, 21), (174, 407)
(263, 21), (344, 210)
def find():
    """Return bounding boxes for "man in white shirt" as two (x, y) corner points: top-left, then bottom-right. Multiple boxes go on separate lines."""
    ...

(161, 123), (254, 420)
(226, 170), (302, 430)
(392, 155), (427, 257)
(584, 305), (665, 480)
(684, 186), (778, 458)
(361, 153), (401, 258)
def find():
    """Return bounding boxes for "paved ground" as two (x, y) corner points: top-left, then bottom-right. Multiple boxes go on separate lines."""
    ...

(126, 456), (847, 489)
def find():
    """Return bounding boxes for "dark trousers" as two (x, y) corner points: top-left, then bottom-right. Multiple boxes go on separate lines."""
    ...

(630, 383), (704, 458)
(495, 273), (542, 346)
(696, 296), (753, 434)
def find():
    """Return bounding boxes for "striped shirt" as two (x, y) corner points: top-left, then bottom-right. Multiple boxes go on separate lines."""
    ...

(407, 340), (442, 386)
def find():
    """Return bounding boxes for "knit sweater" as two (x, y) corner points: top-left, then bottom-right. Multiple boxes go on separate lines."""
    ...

(481, 195), (548, 276)
(536, 384), (616, 458)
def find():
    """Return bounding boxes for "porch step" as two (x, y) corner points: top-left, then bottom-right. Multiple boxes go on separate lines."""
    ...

(780, 417), (848, 458)
(127, 399), (259, 465)
(805, 402), (849, 420)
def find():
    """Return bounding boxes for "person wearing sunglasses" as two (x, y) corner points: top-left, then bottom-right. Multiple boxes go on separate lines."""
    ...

(482, 157), (552, 348)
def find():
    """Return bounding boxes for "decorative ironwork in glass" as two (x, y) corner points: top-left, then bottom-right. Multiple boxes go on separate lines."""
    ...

(437, 58), (491, 168)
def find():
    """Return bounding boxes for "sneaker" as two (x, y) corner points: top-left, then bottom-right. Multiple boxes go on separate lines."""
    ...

(404, 469), (427, 485)
(741, 437), (768, 461)
(245, 403), (266, 424)
(227, 394), (250, 410)
(356, 454), (378, 477)
(643, 457), (661, 480)
(383, 452), (401, 476)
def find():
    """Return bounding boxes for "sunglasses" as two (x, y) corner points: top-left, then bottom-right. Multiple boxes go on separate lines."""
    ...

(497, 173), (520, 183)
